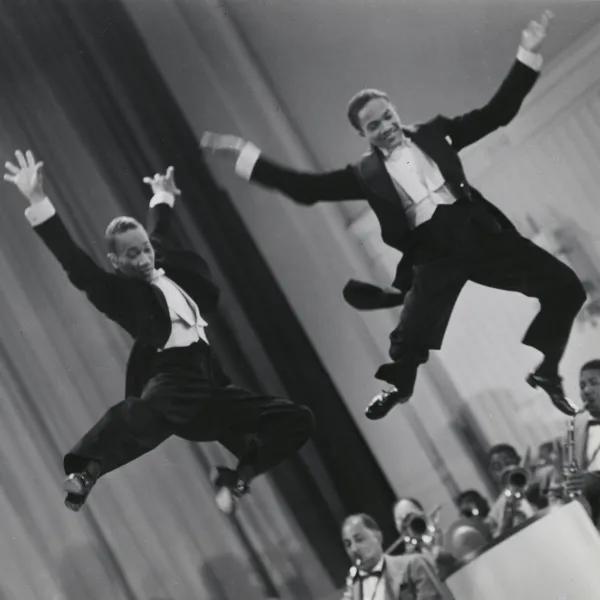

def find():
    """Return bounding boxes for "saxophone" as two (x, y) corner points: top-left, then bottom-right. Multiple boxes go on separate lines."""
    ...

(342, 559), (361, 600)
(561, 413), (582, 501)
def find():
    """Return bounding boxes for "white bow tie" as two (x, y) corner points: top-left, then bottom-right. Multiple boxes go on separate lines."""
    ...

(150, 268), (166, 282)
(383, 139), (411, 159)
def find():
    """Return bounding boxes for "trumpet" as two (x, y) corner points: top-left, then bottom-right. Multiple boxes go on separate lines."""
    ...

(459, 505), (481, 519)
(497, 466), (530, 536)
(501, 466), (529, 499)
(400, 508), (440, 552)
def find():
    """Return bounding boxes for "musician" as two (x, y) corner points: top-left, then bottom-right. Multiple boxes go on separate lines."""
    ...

(341, 513), (445, 600)
(447, 491), (493, 558)
(202, 11), (583, 421)
(455, 490), (490, 522)
(550, 359), (600, 529)
(486, 445), (537, 536)
(487, 441), (553, 509)
(3, 150), (314, 514)
(392, 498), (457, 579)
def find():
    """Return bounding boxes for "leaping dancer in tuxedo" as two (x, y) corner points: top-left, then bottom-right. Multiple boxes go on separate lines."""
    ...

(202, 11), (583, 420)
(4, 150), (314, 514)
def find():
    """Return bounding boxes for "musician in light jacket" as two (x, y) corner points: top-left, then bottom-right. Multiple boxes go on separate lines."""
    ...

(549, 359), (600, 529)
(341, 513), (450, 600)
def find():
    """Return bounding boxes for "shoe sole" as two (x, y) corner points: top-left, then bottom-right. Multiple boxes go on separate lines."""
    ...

(526, 374), (578, 416)
(63, 477), (86, 495)
(366, 394), (411, 420)
(64, 499), (84, 512)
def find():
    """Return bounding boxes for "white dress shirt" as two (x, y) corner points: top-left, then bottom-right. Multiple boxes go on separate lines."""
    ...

(25, 191), (208, 349)
(150, 268), (208, 348)
(586, 423), (600, 472)
(358, 557), (386, 600)
(382, 141), (453, 228)
(235, 47), (542, 229)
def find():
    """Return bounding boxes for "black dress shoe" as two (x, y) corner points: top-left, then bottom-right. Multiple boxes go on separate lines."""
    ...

(343, 279), (405, 311)
(368, 359), (421, 420)
(64, 492), (88, 512)
(526, 372), (579, 416)
(63, 471), (97, 512)
(212, 467), (250, 515)
(366, 387), (412, 420)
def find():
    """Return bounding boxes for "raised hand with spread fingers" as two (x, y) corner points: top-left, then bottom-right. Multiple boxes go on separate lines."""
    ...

(4, 149), (46, 205)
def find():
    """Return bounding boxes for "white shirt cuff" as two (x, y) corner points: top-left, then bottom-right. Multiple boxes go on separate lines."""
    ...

(149, 191), (176, 208)
(517, 46), (543, 72)
(25, 197), (56, 226)
(235, 142), (261, 180)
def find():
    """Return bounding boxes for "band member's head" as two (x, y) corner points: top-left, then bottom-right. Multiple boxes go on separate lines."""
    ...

(393, 497), (424, 533)
(347, 89), (405, 152)
(341, 514), (384, 570)
(105, 216), (155, 281)
(456, 490), (490, 519)
(487, 444), (520, 487)
(580, 359), (600, 419)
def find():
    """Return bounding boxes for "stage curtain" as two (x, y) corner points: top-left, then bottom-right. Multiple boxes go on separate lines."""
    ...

(0, 1), (396, 598)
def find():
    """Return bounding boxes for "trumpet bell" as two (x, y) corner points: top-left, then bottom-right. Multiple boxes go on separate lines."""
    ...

(405, 514), (428, 536)
(501, 466), (529, 491)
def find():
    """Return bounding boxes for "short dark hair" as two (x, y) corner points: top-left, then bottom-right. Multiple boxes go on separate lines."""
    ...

(347, 88), (389, 131)
(105, 216), (144, 254)
(394, 497), (424, 512)
(487, 443), (519, 462)
(581, 359), (600, 373)
(342, 513), (381, 534)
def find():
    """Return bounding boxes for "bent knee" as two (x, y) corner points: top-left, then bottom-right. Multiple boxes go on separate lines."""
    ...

(289, 405), (315, 437)
(558, 268), (587, 308)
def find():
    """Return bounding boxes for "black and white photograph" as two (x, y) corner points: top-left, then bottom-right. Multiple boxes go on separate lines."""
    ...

(1, 1), (600, 599)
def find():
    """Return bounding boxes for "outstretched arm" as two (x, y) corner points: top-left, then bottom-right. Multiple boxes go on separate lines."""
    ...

(443, 11), (552, 152)
(143, 166), (181, 241)
(4, 150), (128, 326)
(201, 132), (364, 204)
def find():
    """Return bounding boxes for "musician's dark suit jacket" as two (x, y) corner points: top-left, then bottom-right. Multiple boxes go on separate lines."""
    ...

(31, 200), (222, 398)
(246, 59), (538, 307)
(348, 554), (446, 600)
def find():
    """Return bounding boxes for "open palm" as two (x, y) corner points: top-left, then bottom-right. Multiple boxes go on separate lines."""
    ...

(521, 10), (553, 53)
(143, 166), (181, 196)
(4, 150), (45, 203)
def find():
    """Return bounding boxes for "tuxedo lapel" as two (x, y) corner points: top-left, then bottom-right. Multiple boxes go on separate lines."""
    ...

(359, 124), (459, 206)
(157, 249), (220, 315)
(359, 150), (405, 206)
(404, 126), (454, 185)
